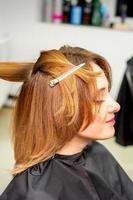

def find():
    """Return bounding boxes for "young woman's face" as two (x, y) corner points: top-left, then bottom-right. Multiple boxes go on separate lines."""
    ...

(78, 63), (120, 140)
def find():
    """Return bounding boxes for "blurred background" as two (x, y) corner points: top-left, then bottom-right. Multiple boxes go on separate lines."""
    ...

(0, 0), (133, 194)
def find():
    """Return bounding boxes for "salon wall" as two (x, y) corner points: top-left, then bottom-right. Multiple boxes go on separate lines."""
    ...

(0, 0), (133, 98)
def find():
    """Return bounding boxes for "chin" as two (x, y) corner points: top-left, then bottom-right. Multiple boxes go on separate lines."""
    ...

(98, 127), (115, 140)
(105, 127), (115, 139)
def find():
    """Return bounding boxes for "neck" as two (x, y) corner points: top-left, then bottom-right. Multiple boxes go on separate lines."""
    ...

(56, 136), (91, 155)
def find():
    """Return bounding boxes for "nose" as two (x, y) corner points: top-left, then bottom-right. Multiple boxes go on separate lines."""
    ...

(108, 96), (120, 113)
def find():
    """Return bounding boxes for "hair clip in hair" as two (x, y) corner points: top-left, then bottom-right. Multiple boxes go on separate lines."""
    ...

(49, 63), (85, 87)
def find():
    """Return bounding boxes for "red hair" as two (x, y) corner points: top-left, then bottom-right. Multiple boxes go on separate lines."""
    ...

(0, 46), (111, 174)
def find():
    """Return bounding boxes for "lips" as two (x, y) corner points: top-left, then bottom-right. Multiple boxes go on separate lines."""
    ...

(106, 117), (115, 123)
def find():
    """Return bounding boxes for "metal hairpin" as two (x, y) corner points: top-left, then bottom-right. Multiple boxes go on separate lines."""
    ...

(49, 63), (85, 87)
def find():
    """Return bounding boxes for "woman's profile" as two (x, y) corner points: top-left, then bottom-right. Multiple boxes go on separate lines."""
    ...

(0, 46), (133, 200)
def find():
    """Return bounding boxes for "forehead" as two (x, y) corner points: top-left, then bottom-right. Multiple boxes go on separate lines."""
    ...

(91, 63), (108, 90)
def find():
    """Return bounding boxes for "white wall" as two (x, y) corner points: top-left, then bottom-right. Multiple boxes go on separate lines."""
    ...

(0, 0), (133, 98)
(0, 36), (12, 108)
(0, 0), (41, 30)
(1, 22), (133, 99)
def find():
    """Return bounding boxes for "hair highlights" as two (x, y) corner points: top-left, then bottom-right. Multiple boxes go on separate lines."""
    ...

(0, 46), (112, 174)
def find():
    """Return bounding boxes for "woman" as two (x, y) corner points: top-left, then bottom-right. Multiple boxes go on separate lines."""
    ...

(0, 46), (133, 200)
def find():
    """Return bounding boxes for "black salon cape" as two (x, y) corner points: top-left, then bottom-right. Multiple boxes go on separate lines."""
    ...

(1, 141), (133, 200)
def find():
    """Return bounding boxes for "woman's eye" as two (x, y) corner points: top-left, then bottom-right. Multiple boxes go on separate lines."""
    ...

(95, 100), (105, 104)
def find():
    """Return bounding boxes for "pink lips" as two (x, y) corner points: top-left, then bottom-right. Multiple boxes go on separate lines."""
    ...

(106, 117), (115, 125)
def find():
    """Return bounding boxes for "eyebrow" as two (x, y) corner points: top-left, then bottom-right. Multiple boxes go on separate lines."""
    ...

(98, 87), (106, 91)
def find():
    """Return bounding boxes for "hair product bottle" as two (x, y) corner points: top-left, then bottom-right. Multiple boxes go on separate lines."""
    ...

(63, 0), (71, 23)
(91, 0), (102, 26)
(70, 0), (83, 25)
(100, 4), (110, 27)
(53, 0), (63, 23)
(42, 0), (53, 22)
(82, 0), (92, 25)
(120, 3), (127, 23)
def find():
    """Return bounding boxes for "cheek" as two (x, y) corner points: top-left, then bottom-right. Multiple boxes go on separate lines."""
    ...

(93, 103), (109, 124)
(78, 120), (105, 139)
(78, 118), (115, 140)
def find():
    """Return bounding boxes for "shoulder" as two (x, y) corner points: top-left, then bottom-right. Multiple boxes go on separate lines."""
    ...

(0, 160), (53, 200)
(86, 140), (111, 154)
(85, 141), (118, 165)
(0, 170), (29, 200)
(84, 141), (121, 180)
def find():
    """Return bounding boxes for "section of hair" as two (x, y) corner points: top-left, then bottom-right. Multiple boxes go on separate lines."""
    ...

(0, 62), (34, 82)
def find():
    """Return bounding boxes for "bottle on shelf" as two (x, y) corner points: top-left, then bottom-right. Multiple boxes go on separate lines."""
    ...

(100, 4), (110, 27)
(82, 0), (92, 25)
(120, 3), (127, 23)
(52, 0), (63, 23)
(70, 0), (83, 25)
(91, 0), (102, 26)
(63, 0), (71, 23)
(42, 0), (53, 22)
(112, 2), (132, 31)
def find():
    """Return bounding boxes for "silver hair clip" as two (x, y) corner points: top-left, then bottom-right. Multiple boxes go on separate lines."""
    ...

(49, 63), (85, 87)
